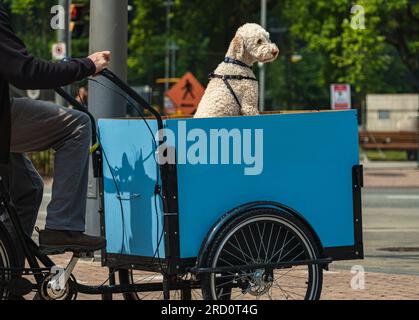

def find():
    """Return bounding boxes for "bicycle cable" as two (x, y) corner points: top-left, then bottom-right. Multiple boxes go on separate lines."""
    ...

(81, 79), (169, 280)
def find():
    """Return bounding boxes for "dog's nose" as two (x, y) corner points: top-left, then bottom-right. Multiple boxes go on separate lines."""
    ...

(272, 48), (279, 56)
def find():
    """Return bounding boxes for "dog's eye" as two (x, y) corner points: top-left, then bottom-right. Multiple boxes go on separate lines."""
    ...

(257, 39), (263, 44)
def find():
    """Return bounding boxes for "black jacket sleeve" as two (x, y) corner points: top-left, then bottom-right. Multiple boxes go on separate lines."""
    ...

(0, 7), (96, 90)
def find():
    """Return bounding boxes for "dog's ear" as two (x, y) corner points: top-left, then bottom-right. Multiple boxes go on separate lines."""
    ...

(229, 35), (245, 60)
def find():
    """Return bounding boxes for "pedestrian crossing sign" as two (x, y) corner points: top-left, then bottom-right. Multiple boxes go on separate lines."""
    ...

(166, 72), (204, 115)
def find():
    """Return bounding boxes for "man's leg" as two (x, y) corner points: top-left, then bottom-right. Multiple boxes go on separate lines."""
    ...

(7, 153), (44, 237)
(11, 97), (90, 231)
(10, 97), (104, 252)
(0, 154), (43, 270)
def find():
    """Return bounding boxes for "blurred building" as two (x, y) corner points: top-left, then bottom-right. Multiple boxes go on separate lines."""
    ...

(366, 94), (419, 132)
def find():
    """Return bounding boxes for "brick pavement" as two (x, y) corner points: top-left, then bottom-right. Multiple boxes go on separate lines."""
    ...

(29, 162), (419, 300)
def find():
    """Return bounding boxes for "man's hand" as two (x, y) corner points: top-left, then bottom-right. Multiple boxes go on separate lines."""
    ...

(88, 51), (111, 74)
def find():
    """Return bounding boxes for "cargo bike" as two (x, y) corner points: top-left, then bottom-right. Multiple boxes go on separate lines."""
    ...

(0, 69), (364, 300)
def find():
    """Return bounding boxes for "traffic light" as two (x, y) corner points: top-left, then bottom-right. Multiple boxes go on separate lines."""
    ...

(70, 3), (86, 38)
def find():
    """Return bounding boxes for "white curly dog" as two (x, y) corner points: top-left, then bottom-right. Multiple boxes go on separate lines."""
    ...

(194, 23), (279, 118)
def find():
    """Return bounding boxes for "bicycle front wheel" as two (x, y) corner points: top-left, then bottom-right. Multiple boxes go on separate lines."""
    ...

(0, 222), (17, 300)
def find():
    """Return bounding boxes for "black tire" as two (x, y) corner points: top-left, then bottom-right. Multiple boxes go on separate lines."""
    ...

(0, 222), (18, 300)
(201, 208), (323, 300)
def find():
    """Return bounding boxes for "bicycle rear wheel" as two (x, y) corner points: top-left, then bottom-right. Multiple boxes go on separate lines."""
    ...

(201, 208), (323, 300)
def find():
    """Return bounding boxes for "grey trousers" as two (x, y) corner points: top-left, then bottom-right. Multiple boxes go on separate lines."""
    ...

(5, 97), (91, 236)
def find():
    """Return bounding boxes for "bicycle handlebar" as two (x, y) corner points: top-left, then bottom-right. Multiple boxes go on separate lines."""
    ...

(54, 68), (165, 144)
(54, 68), (166, 178)
(98, 69), (164, 134)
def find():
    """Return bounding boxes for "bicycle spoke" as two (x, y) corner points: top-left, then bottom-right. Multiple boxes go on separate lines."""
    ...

(273, 282), (305, 299)
(278, 242), (302, 262)
(268, 232), (295, 263)
(232, 234), (253, 263)
(222, 248), (249, 265)
(248, 225), (261, 261)
(240, 229), (256, 263)
(264, 223), (275, 263)
(256, 223), (268, 260)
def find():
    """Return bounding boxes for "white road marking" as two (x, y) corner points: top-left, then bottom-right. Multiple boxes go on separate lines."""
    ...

(365, 228), (419, 232)
(385, 195), (419, 200)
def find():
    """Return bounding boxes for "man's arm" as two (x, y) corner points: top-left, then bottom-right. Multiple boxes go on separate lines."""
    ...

(0, 7), (108, 90)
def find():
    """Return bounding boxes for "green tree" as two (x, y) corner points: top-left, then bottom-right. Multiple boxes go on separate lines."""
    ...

(4, 0), (57, 58)
(128, 0), (262, 84)
(4, 0), (90, 59)
(4, 0), (418, 110)
(283, 0), (419, 93)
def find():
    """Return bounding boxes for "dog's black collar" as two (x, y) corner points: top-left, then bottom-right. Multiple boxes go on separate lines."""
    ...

(223, 57), (253, 70)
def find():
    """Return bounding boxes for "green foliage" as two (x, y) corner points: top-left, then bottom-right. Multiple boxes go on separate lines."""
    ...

(3, 0), (90, 59)
(5, 0), (38, 14)
(128, 0), (260, 84)
(3, 0), (419, 110)
(4, 0), (57, 58)
(284, 0), (419, 94)
(128, 0), (418, 110)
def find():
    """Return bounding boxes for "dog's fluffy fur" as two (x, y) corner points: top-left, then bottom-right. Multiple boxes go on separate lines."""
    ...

(194, 23), (279, 118)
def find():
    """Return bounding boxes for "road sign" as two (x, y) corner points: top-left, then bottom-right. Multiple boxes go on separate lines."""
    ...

(52, 42), (66, 60)
(331, 84), (351, 110)
(164, 96), (176, 115)
(166, 72), (204, 115)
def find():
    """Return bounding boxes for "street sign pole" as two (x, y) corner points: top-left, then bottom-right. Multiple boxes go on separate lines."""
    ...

(165, 1), (173, 95)
(259, 0), (267, 112)
(55, 0), (71, 106)
(417, 102), (419, 168)
(86, 0), (128, 239)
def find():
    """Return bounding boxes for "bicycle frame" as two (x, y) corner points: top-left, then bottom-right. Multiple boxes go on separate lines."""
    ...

(0, 174), (197, 297)
(0, 69), (185, 298)
(0, 176), (55, 288)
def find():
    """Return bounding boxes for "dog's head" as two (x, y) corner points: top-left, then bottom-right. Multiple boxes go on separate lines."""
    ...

(227, 23), (279, 65)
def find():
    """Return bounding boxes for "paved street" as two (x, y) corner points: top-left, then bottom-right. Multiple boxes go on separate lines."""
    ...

(39, 254), (419, 300)
(363, 161), (419, 188)
(32, 164), (419, 299)
(333, 187), (419, 276)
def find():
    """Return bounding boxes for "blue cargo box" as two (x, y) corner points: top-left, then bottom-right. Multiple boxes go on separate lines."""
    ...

(98, 110), (362, 262)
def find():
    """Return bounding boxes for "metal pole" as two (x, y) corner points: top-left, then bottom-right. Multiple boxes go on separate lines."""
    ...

(55, 0), (71, 106)
(417, 101), (419, 168)
(259, 0), (267, 112)
(86, 0), (128, 238)
(164, 1), (173, 94)
(171, 43), (177, 78)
